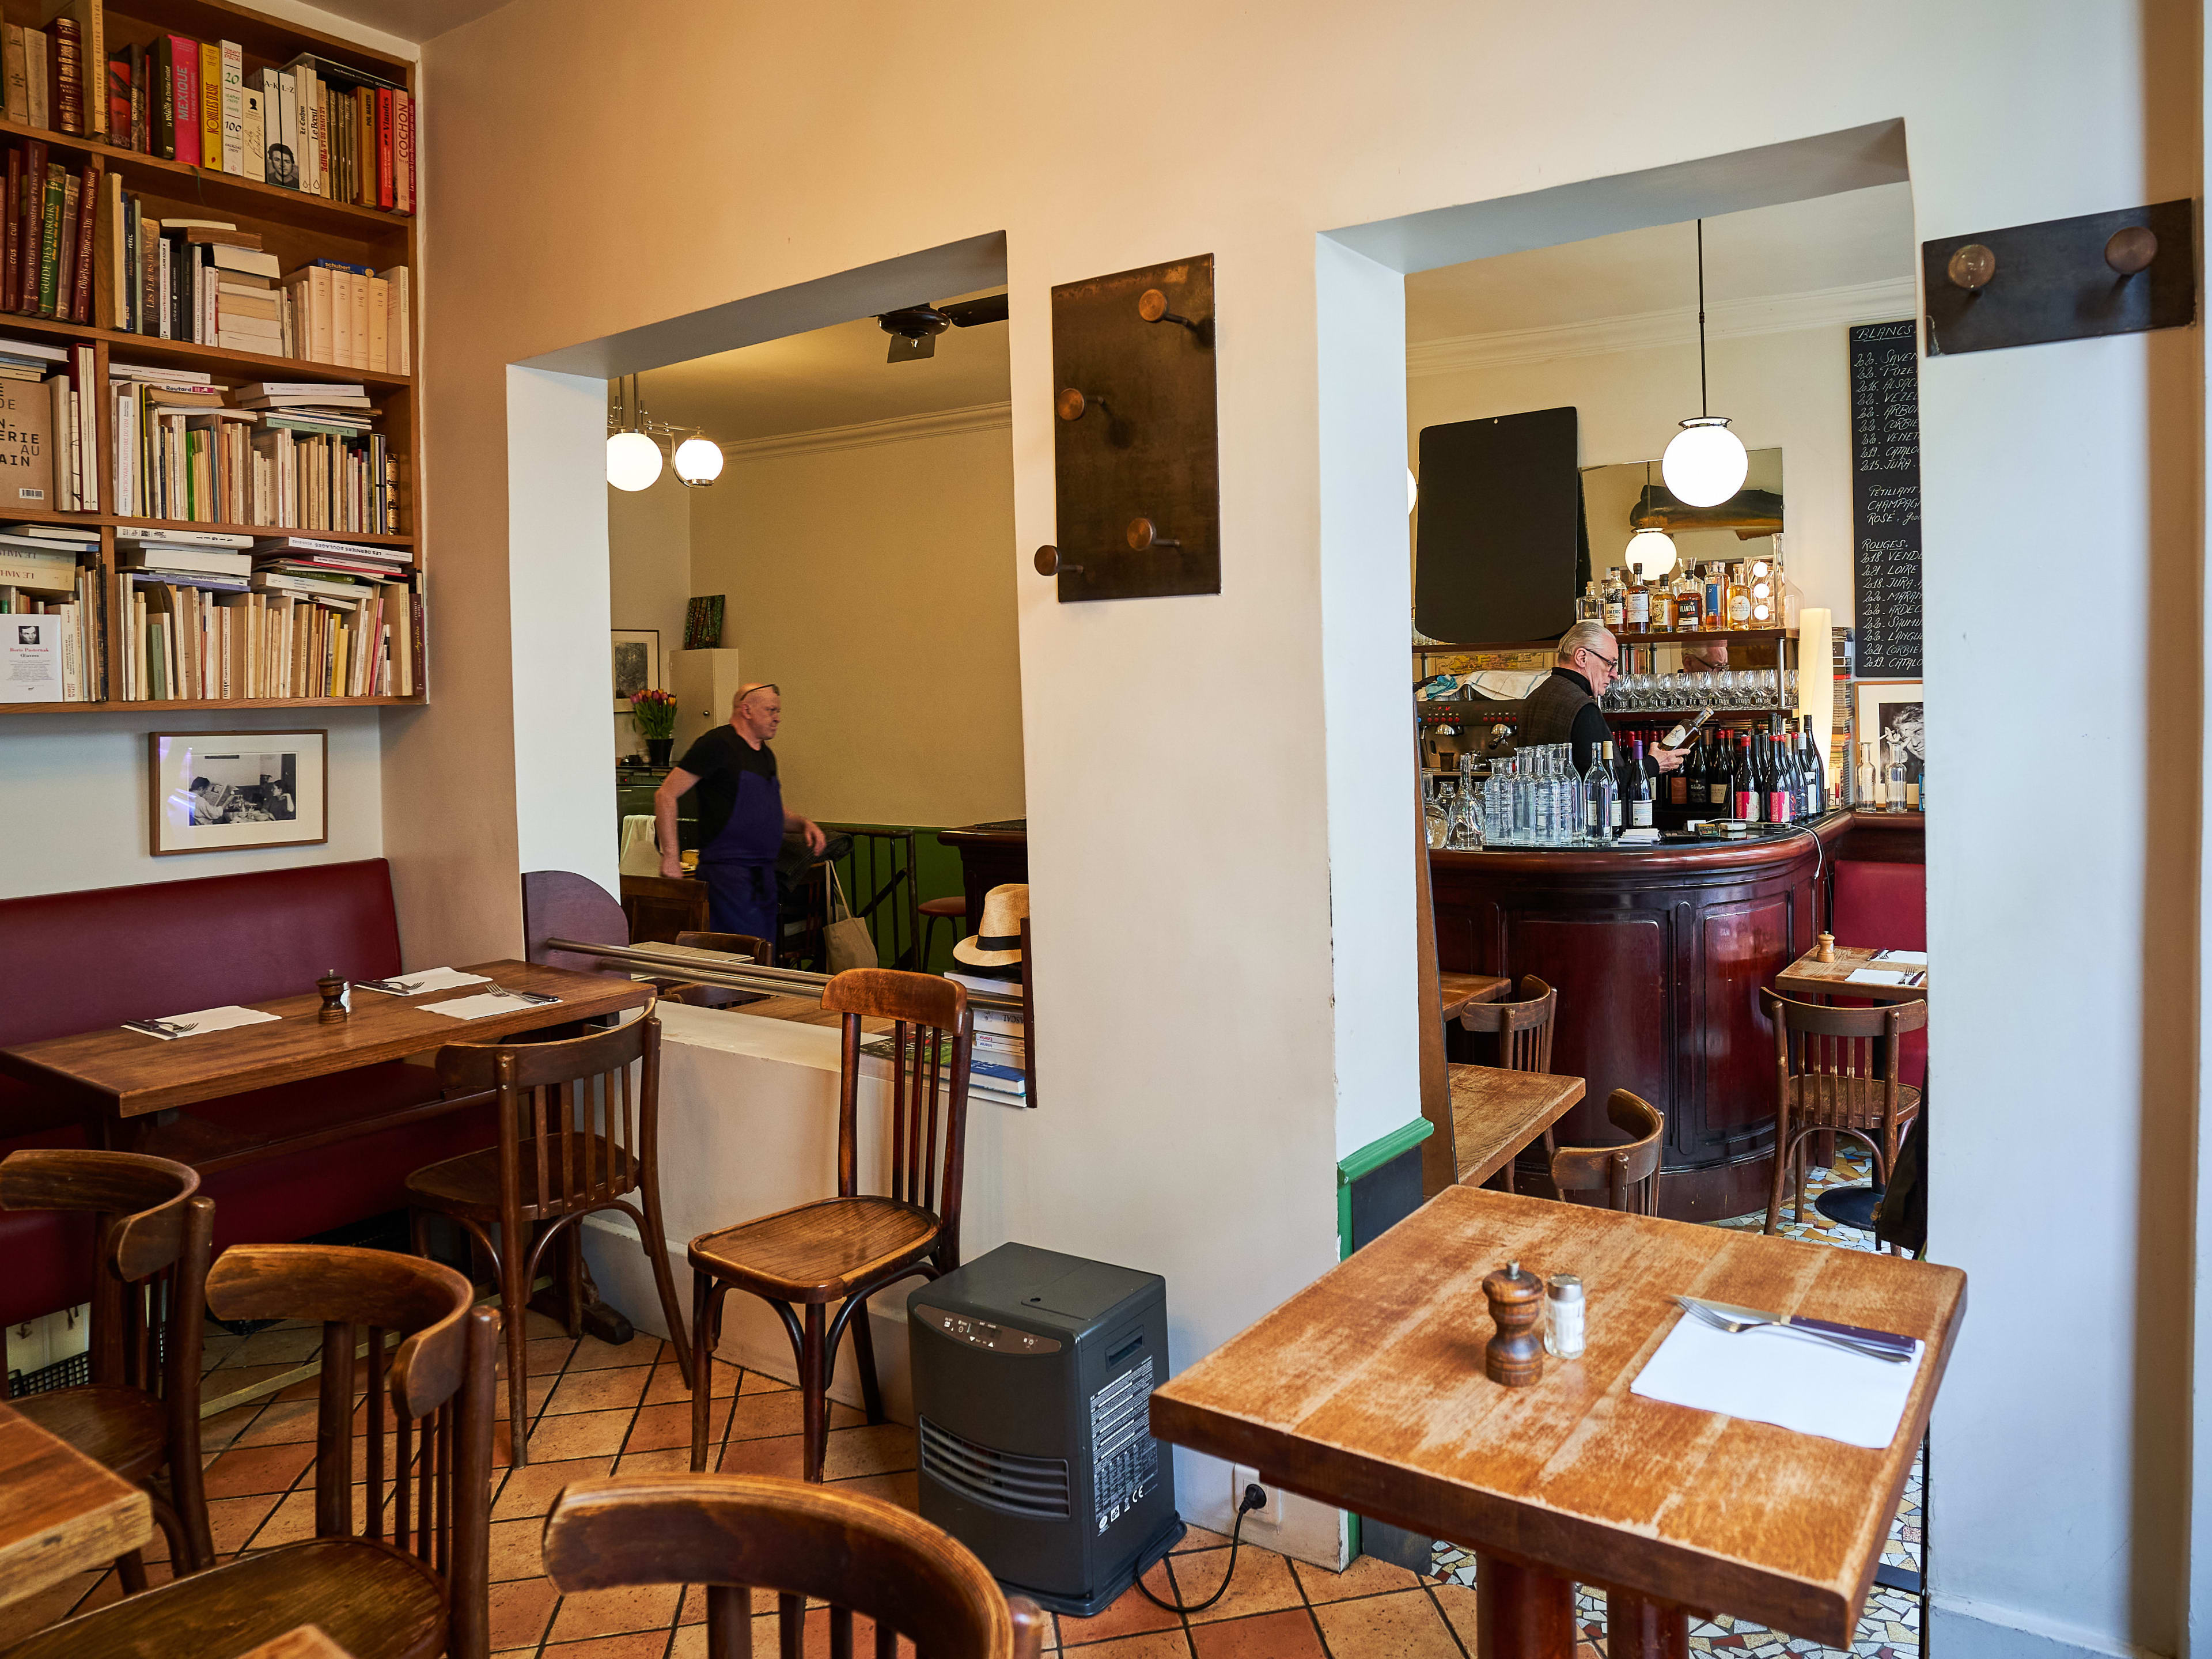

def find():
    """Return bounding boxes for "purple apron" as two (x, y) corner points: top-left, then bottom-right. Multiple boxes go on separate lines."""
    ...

(699, 766), (784, 940)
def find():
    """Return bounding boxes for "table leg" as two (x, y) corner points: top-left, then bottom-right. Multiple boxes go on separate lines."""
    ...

(1475, 1554), (1575, 1657)
(1605, 1589), (1690, 1657)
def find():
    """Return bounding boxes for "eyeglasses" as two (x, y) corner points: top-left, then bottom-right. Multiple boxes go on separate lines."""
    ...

(1582, 650), (1619, 673)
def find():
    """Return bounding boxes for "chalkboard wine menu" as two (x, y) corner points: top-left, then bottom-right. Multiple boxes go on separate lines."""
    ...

(1849, 321), (1923, 677)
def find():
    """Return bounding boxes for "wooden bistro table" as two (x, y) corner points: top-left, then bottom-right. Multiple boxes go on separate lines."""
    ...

(1152, 1185), (1963, 1657)
(1774, 945), (1929, 1007)
(0, 1400), (151, 1608)
(0, 959), (650, 1159)
(1440, 972), (1513, 1024)
(1449, 1065), (1582, 1191)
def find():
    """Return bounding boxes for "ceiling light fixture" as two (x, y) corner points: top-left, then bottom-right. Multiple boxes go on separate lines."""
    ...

(1626, 461), (1677, 579)
(606, 374), (721, 491)
(673, 433), (724, 487)
(1661, 219), (1748, 509)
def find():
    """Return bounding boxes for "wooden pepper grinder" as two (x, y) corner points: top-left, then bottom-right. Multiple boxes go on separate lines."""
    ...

(1816, 932), (1836, 963)
(1483, 1260), (1545, 1387)
(316, 969), (350, 1024)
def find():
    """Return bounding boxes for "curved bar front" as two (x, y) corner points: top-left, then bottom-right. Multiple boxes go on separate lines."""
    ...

(1430, 813), (1858, 1221)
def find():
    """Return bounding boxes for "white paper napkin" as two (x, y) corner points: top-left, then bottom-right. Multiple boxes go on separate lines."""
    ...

(1844, 967), (1913, 986)
(1872, 949), (1928, 966)
(1631, 1313), (1924, 1448)
(353, 967), (494, 995)
(418, 990), (563, 1020)
(122, 1006), (282, 1041)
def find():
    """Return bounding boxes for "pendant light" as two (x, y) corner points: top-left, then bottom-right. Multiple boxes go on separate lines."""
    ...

(1626, 460), (1677, 578)
(673, 431), (725, 487)
(1661, 219), (1748, 508)
(606, 375), (664, 493)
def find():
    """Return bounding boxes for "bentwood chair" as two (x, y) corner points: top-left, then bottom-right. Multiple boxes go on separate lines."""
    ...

(687, 968), (974, 1481)
(0, 1245), (498, 1659)
(0, 1149), (214, 1588)
(1548, 1090), (1665, 1215)
(1761, 990), (1926, 1244)
(406, 1009), (692, 1461)
(661, 930), (775, 1009)
(1456, 974), (1560, 1186)
(544, 1474), (1046, 1657)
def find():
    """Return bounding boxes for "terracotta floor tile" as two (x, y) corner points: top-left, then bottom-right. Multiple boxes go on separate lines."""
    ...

(529, 1336), (581, 1377)
(643, 1356), (737, 1406)
(230, 1325), (326, 1366)
(487, 1516), (546, 1582)
(206, 1493), (283, 1554)
(543, 1365), (652, 1417)
(220, 1363), (321, 1400)
(612, 1445), (696, 1476)
(717, 1433), (801, 1479)
(203, 1442), (318, 1504)
(1054, 1634), (1191, 1659)
(739, 1606), (919, 1658)
(1056, 1562), (1180, 1645)
(1179, 1546), (1301, 1627)
(825, 1470), (916, 1510)
(1188, 1608), (1325, 1658)
(1431, 1582), (1477, 1650)
(492, 1456), (616, 1521)
(627, 1398), (719, 1453)
(548, 1582), (685, 1642)
(524, 1308), (570, 1340)
(823, 1423), (914, 1480)
(1293, 1552), (1422, 1603)
(199, 1402), (267, 1452)
(229, 1397), (321, 1448)
(1310, 1589), (1462, 1659)
(496, 1375), (560, 1424)
(489, 1576), (562, 1651)
(738, 1370), (794, 1395)
(540, 1634), (671, 1658)
(525, 1408), (636, 1461)
(567, 1335), (663, 1373)
(725, 1390), (860, 1442)
(1172, 1526), (1231, 1554)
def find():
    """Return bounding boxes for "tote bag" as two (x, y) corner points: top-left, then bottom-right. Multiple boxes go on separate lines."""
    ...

(824, 866), (878, 972)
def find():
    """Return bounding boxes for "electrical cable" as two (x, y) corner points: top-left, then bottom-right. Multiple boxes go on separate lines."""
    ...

(1135, 1483), (1268, 1615)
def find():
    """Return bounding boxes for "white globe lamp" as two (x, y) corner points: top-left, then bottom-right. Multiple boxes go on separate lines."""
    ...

(673, 435), (724, 487)
(1626, 526), (1678, 579)
(1662, 416), (1747, 507)
(1407, 467), (1419, 515)
(605, 430), (663, 493)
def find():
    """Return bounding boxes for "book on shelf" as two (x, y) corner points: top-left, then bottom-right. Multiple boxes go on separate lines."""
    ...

(122, 562), (414, 702)
(1, 548), (101, 702)
(0, 373), (53, 507)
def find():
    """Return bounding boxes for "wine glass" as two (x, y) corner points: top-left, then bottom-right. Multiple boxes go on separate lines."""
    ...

(1714, 669), (1737, 707)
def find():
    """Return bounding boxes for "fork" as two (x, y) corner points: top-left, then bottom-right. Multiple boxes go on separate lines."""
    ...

(1672, 1296), (1911, 1363)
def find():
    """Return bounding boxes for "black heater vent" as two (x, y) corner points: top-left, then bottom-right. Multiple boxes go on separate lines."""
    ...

(920, 1417), (1073, 1520)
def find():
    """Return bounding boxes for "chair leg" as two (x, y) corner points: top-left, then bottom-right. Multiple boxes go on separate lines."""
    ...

(160, 1453), (213, 1574)
(800, 1302), (828, 1483)
(496, 1221), (531, 1468)
(1764, 1125), (1791, 1236)
(559, 1225), (584, 1342)
(690, 1274), (721, 1473)
(848, 1294), (885, 1427)
(115, 1549), (148, 1594)
(1794, 1139), (1809, 1226)
(637, 1175), (694, 1392)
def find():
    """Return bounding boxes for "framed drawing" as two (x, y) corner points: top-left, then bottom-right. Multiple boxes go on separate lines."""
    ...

(1853, 679), (1924, 769)
(149, 730), (329, 856)
(611, 629), (660, 713)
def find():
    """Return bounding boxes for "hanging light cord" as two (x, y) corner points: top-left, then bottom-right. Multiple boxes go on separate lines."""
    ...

(1696, 219), (1709, 418)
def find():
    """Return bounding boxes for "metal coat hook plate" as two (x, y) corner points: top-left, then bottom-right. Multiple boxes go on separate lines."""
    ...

(1923, 199), (2195, 356)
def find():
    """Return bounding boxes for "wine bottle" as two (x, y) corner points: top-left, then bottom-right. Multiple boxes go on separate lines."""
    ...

(1681, 737), (1705, 820)
(1706, 729), (1730, 810)
(1626, 737), (1654, 830)
(1799, 725), (1825, 816)
(1586, 741), (1619, 839)
(1732, 734), (1758, 821)
(1660, 706), (1714, 749)
(1767, 730), (1796, 824)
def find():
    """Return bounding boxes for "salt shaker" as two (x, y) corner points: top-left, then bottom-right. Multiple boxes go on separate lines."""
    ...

(1482, 1260), (1544, 1387)
(1544, 1274), (1585, 1358)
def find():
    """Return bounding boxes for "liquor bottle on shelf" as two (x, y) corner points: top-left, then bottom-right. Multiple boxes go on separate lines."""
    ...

(1576, 580), (1600, 622)
(1703, 565), (1725, 631)
(1725, 563), (1752, 630)
(1732, 734), (1759, 821)
(1674, 566), (1703, 632)
(1585, 741), (1619, 840)
(1624, 737), (1654, 830)
(1648, 569), (1674, 631)
(1622, 566), (1649, 634)
(1601, 570), (1624, 630)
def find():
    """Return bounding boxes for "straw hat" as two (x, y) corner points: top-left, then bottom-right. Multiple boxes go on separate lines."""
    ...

(952, 884), (1028, 971)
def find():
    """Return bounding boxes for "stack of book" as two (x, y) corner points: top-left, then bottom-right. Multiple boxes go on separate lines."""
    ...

(109, 370), (395, 532)
(0, 521), (100, 699)
(0, 139), (99, 323)
(117, 527), (415, 702)
(945, 967), (1029, 1108)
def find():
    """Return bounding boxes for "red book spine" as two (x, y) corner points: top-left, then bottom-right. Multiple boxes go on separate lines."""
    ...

(168, 39), (199, 168)
(52, 18), (81, 138)
(376, 86), (393, 210)
(106, 56), (130, 147)
(395, 89), (412, 215)
(3, 146), (20, 316)
(69, 159), (94, 324)
(20, 139), (44, 317)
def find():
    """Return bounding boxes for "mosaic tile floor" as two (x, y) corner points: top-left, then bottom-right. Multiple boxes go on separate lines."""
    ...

(1430, 1140), (1927, 1658)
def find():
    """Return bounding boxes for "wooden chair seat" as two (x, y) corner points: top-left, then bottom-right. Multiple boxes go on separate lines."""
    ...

(1780, 1076), (1922, 1134)
(688, 1196), (942, 1305)
(404, 1135), (640, 1222)
(11, 1387), (168, 1486)
(0, 1536), (446, 1659)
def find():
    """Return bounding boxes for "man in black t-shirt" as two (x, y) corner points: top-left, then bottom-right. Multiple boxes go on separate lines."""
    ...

(654, 684), (826, 940)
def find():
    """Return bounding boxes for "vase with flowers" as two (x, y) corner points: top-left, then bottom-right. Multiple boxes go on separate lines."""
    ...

(630, 688), (679, 767)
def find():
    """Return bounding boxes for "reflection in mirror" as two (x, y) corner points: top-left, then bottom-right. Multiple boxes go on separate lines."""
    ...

(1581, 448), (1783, 579)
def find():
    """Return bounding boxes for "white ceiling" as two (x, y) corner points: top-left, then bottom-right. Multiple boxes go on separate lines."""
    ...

(1404, 183), (1916, 342)
(635, 293), (1011, 446)
(301, 0), (510, 43)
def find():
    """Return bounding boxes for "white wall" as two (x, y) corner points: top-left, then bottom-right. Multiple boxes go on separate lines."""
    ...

(0, 707), (385, 900)
(1408, 323), (1874, 626)
(607, 471), (693, 756)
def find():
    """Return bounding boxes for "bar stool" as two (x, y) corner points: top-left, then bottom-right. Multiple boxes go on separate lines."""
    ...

(1760, 990), (1925, 1245)
(919, 895), (967, 967)
(0, 1149), (215, 1586)
(404, 1007), (692, 1461)
(1456, 974), (1560, 1188)
(687, 968), (974, 1481)
(1548, 1090), (1664, 1215)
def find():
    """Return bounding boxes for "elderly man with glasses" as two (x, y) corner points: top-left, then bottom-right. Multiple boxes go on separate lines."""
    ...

(656, 682), (827, 941)
(1521, 620), (1685, 777)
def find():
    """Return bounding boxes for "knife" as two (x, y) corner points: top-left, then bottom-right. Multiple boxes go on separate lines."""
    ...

(1676, 1296), (1917, 1358)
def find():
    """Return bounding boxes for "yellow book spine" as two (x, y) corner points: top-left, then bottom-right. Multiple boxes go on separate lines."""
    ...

(199, 41), (222, 172)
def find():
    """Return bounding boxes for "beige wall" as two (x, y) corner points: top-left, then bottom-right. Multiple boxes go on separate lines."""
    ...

(686, 416), (1022, 828)
(608, 471), (694, 755)
(399, 0), (2200, 1640)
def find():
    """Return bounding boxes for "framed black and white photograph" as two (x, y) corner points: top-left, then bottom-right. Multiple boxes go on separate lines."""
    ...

(1853, 679), (1924, 769)
(611, 628), (660, 713)
(149, 730), (329, 856)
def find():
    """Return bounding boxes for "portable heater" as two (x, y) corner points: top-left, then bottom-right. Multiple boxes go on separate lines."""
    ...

(910, 1243), (1183, 1616)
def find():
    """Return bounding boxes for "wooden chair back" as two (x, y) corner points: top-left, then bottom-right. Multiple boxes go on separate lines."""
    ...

(436, 1013), (661, 1222)
(522, 869), (629, 976)
(542, 1474), (1046, 1658)
(1457, 974), (1556, 1073)
(1762, 991), (1927, 1135)
(204, 1244), (497, 1659)
(824, 969), (972, 1259)
(0, 1149), (211, 1408)
(1549, 1090), (1665, 1215)
(674, 930), (774, 966)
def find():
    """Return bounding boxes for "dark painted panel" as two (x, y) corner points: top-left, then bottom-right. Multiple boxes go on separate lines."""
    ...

(1698, 897), (1792, 1138)
(1506, 912), (1668, 1147)
(1349, 1146), (1426, 1255)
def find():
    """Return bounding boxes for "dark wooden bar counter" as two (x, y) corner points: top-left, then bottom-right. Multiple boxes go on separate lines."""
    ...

(1433, 812), (1876, 1222)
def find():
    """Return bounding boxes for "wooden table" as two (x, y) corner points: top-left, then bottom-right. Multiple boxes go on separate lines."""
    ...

(1151, 1186), (1963, 1655)
(1775, 945), (1929, 1006)
(1448, 1066), (1583, 1189)
(0, 1401), (151, 1608)
(0, 959), (650, 1149)
(1439, 972), (1512, 1022)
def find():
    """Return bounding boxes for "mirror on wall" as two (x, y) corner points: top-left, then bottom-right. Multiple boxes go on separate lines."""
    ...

(1580, 448), (1783, 578)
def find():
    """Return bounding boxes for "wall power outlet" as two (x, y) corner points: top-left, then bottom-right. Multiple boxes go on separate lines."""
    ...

(1230, 1465), (1283, 1527)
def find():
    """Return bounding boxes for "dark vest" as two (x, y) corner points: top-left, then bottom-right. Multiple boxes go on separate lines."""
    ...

(1520, 668), (1598, 747)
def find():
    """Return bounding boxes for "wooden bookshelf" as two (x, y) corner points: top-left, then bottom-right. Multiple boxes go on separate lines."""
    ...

(0, 0), (421, 715)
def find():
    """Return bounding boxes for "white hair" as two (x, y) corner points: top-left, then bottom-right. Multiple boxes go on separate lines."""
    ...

(1557, 620), (1615, 664)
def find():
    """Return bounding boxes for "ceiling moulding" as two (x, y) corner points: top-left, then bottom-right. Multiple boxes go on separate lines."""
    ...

(1408, 276), (1919, 378)
(719, 401), (1013, 462)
